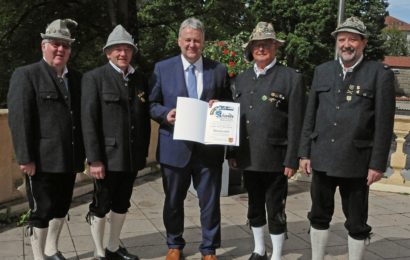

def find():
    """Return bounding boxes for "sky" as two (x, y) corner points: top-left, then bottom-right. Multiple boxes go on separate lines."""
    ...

(387, 0), (410, 23)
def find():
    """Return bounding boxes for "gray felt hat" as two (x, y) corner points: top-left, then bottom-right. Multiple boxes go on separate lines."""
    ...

(244, 22), (285, 61)
(40, 19), (78, 43)
(331, 16), (368, 38)
(103, 25), (138, 52)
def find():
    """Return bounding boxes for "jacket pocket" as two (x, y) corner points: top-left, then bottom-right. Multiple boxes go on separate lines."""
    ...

(268, 138), (287, 146)
(39, 91), (59, 100)
(309, 132), (319, 140)
(355, 89), (374, 99)
(159, 128), (171, 136)
(104, 137), (116, 147)
(353, 139), (373, 148)
(102, 93), (120, 102)
(314, 85), (331, 93)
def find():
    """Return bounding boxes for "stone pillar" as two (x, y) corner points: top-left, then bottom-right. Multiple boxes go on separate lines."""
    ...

(0, 110), (23, 203)
(386, 115), (410, 185)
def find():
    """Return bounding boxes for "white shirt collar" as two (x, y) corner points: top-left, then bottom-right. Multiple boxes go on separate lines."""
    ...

(339, 55), (364, 74)
(254, 58), (277, 77)
(61, 66), (68, 78)
(109, 61), (135, 79)
(181, 55), (203, 71)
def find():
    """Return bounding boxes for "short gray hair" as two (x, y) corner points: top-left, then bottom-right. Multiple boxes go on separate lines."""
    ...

(178, 17), (205, 39)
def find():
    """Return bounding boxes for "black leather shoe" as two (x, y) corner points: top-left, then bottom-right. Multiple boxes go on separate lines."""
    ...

(248, 252), (268, 260)
(45, 251), (66, 260)
(105, 246), (139, 260)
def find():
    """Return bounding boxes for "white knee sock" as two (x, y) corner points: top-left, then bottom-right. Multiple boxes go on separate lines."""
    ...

(107, 211), (126, 252)
(90, 215), (106, 257)
(348, 235), (366, 260)
(270, 233), (284, 260)
(251, 226), (266, 255)
(31, 227), (48, 260)
(310, 227), (329, 260)
(45, 218), (65, 256)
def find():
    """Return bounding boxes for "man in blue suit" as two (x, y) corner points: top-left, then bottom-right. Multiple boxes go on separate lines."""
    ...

(149, 17), (232, 260)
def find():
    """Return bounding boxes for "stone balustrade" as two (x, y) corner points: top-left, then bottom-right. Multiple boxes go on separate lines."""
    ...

(372, 115), (410, 193)
(0, 111), (409, 208)
(0, 109), (159, 209)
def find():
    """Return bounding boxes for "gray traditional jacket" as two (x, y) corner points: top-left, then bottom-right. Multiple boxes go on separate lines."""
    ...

(228, 64), (305, 172)
(298, 59), (395, 177)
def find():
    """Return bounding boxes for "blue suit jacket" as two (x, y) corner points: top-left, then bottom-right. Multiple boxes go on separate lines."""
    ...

(149, 55), (232, 168)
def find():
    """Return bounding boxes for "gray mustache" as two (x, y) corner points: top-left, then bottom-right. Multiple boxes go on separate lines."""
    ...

(341, 47), (355, 53)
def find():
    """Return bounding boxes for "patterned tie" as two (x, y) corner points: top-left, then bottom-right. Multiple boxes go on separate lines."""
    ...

(187, 64), (198, 99)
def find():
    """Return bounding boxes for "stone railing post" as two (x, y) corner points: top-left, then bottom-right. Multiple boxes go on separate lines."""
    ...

(385, 115), (410, 184)
(0, 109), (24, 204)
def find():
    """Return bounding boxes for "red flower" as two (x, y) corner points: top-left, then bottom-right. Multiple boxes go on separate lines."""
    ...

(217, 41), (225, 46)
(231, 51), (236, 57)
(229, 61), (235, 67)
(223, 49), (229, 55)
(229, 72), (235, 77)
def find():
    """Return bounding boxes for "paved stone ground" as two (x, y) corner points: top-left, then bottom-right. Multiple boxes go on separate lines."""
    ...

(1, 171), (410, 260)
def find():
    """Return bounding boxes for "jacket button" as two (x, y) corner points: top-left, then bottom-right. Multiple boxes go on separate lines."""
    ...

(72, 126), (76, 130)
(336, 106), (340, 110)
(246, 120), (250, 124)
(125, 83), (128, 87)
(331, 139), (335, 143)
(333, 122), (337, 126)
(131, 125), (135, 129)
(246, 136), (249, 139)
(250, 91), (254, 94)
(249, 105), (253, 109)
(337, 89), (341, 93)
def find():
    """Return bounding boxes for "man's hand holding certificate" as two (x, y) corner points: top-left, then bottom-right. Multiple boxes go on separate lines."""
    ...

(173, 97), (240, 146)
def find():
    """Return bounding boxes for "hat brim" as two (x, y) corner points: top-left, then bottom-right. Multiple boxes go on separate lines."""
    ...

(331, 28), (368, 38)
(103, 41), (138, 52)
(243, 37), (285, 62)
(41, 34), (75, 43)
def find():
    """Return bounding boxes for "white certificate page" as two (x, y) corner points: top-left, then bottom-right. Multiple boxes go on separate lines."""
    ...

(173, 97), (208, 143)
(204, 102), (240, 146)
(173, 97), (240, 146)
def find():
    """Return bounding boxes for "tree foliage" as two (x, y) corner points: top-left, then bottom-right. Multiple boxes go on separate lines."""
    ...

(382, 26), (409, 56)
(0, 0), (390, 105)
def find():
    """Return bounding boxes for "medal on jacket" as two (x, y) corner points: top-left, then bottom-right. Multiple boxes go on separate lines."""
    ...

(356, 85), (361, 94)
(268, 92), (285, 107)
(137, 90), (146, 103)
(346, 85), (354, 102)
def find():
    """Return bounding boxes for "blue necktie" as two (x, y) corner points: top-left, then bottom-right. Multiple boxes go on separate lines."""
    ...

(187, 64), (198, 99)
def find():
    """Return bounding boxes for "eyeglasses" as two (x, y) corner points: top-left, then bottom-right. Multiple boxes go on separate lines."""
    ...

(46, 41), (71, 49)
(252, 42), (274, 50)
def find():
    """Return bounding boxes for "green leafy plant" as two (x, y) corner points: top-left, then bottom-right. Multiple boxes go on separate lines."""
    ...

(203, 32), (252, 78)
(17, 210), (30, 227)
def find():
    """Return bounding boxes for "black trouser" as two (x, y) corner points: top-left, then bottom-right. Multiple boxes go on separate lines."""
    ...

(243, 170), (288, 234)
(89, 171), (137, 218)
(26, 172), (76, 228)
(308, 170), (371, 240)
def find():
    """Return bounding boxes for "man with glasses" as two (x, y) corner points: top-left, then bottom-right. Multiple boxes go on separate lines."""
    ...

(8, 19), (84, 260)
(82, 25), (150, 260)
(227, 22), (305, 260)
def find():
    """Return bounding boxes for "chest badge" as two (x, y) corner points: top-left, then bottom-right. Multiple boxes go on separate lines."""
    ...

(137, 90), (146, 103)
(346, 85), (354, 102)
